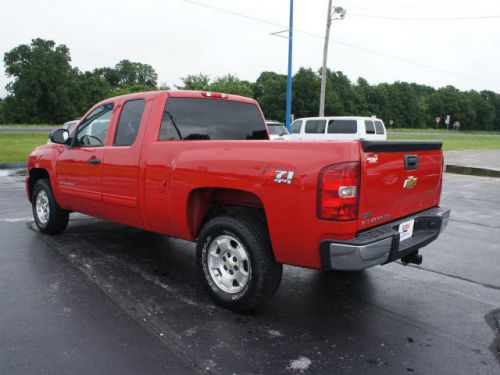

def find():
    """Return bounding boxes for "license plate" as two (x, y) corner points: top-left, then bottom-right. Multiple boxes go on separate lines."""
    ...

(398, 219), (415, 242)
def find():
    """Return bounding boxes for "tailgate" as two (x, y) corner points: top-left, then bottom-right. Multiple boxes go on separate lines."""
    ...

(358, 140), (443, 231)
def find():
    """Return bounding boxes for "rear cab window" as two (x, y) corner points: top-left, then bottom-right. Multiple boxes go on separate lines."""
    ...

(327, 119), (357, 134)
(159, 98), (267, 140)
(305, 120), (326, 134)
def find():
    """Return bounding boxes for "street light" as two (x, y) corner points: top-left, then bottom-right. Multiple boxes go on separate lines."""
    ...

(319, 2), (346, 117)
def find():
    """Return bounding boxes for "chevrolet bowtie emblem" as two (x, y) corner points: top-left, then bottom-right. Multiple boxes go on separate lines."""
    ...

(403, 176), (417, 189)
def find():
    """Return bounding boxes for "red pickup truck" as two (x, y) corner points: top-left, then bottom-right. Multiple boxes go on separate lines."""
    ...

(27, 90), (450, 311)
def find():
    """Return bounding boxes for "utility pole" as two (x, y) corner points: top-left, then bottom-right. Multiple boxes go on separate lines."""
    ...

(285, 0), (294, 131)
(319, 3), (346, 117)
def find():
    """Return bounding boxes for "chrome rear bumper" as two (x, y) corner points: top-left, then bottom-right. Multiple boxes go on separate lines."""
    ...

(320, 207), (450, 271)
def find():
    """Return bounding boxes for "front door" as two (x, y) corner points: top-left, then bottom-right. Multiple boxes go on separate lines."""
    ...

(56, 103), (114, 217)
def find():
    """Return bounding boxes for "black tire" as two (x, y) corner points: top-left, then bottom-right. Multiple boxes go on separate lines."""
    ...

(32, 178), (69, 235)
(196, 215), (283, 312)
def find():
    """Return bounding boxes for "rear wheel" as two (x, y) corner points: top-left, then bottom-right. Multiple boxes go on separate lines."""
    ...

(32, 178), (69, 234)
(196, 215), (282, 312)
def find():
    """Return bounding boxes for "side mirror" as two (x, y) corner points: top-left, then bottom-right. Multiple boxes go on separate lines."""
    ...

(49, 129), (70, 145)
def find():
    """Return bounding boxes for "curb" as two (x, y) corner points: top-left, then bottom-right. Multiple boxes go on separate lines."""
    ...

(0, 162), (27, 169)
(445, 164), (500, 178)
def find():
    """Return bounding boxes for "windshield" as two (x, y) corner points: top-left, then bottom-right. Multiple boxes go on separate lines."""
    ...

(159, 98), (267, 140)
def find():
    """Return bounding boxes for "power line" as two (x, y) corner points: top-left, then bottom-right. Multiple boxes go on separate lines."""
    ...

(179, 0), (500, 87)
(179, 0), (327, 39)
(181, 0), (284, 28)
(331, 40), (500, 86)
(348, 0), (483, 11)
(350, 14), (500, 21)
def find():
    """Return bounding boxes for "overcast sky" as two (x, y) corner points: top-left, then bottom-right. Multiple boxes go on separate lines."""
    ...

(1, 0), (499, 98)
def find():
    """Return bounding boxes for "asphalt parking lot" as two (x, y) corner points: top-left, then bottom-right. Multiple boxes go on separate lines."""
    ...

(1, 173), (499, 374)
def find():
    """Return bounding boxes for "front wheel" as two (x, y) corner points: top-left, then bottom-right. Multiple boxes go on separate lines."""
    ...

(196, 215), (282, 312)
(32, 178), (69, 235)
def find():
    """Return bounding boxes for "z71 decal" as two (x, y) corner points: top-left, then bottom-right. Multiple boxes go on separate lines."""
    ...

(274, 170), (294, 184)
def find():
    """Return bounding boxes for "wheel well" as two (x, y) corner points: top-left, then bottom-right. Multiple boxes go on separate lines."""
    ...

(187, 188), (267, 238)
(28, 168), (50, 201)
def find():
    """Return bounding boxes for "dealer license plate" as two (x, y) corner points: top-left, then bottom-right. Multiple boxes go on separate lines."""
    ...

(398, 219), (415, 242)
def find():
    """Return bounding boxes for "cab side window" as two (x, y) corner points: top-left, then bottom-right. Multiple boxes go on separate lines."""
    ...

(75, 103), (114, 147)
(114, 99), (145, 146)
(290, 120), (302, 134)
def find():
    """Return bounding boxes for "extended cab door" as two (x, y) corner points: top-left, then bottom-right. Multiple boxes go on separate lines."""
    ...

(100, 97), (150, 227)
(56, 103), (115, 216)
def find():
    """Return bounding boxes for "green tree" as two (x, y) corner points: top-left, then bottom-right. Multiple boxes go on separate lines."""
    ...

(178, 74), (211, 90)
(292, 67), (320, 118)
(94, 60), (158, 91)
(469, 90), (495, 130)
(481, 90), (500, 131)
(324, 70), (356, 116)
(253, 71), (287, 121)
(93, 67), (122, 89)
(178, 73), (253, 97)
(114, 59), (158, 88)
(109, 84), (157, 97)
(72, 70), (112, 115)
(158, 82), (171, 90)
(353, 77), (376, 116)
(428, 86), (460, 128)
(427, 86), (479, 130)
(3, 38), (80, 123)
(0, 98), (5, 123)
(209, 74), (253, 97)
(391, 82), (426, 128)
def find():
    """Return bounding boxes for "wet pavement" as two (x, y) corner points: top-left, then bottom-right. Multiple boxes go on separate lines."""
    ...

(1, 173), (499, 374)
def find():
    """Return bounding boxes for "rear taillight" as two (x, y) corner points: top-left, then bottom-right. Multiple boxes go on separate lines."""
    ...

(317, 162), (360, 221)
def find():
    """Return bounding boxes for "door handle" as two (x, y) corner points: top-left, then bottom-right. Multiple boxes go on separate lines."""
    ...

(404, 155), (418, 170)
(87, 157), (101, 165)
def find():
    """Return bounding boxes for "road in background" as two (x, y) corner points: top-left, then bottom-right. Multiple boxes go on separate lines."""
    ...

(388, 132), (500, 138)
(1, 173), (499, 374)
(0, 127), (57, 133)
